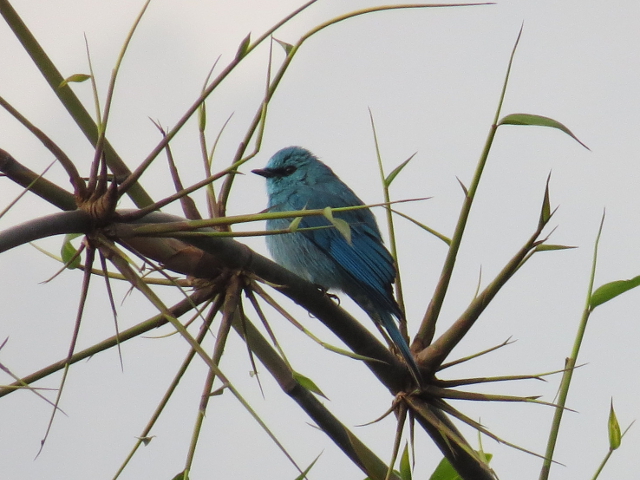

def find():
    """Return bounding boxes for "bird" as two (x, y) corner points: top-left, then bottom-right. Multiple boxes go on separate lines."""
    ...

(252, 146), (421, 384)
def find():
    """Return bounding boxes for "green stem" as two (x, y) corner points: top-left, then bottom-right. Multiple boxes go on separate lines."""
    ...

(118, 0), (321, 197)
(112, 297), (219, 479)
(0, 0), (154, 207)
(538, 212), (605, 480)
(415, 24), (523, 350)
(591, 450), (612, 480)
(216, 3), (489, 216)
(0, 288), (216, 399)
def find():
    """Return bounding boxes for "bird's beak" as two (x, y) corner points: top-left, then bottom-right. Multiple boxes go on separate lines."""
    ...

(252, 168), (275, 178)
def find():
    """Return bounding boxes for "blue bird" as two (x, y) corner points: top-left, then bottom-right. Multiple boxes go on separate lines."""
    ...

(253, 146), (421, 384)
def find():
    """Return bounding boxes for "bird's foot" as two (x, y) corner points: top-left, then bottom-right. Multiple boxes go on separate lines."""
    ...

(314, 284), (341, 305)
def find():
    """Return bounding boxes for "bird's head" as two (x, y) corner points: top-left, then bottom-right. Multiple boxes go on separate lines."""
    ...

(252, 146), (333, 193)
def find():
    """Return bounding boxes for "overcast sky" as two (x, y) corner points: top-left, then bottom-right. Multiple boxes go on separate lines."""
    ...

(1, 1), (639, 479)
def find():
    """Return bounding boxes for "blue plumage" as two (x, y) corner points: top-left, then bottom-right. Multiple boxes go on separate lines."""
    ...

(253, 146), (421, 383)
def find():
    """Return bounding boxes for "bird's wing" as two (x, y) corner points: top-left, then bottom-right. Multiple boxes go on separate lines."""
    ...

(287, 187), (400, 316)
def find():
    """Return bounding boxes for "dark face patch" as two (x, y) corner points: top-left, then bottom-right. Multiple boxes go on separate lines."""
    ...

(252, 164), (297, 179)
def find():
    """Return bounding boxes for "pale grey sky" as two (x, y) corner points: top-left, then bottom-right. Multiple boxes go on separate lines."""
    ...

(1, 1), (639, 479)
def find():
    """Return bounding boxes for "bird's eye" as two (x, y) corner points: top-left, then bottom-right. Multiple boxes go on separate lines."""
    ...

(282, 166), (297, 176)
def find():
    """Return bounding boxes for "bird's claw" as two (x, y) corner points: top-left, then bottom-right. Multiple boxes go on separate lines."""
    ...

(315, 284), (341, 305)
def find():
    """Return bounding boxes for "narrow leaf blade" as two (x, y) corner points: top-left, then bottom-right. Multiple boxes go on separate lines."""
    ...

(323, 207), (351, 244)
(235, 33), (251, 61)
(499, 113), (589, 150)
(428, 457), (461, 480)
(385, 152), (416, 187)
(289, 216), (303, 232)
(399, 442), (412, 480)
(590, 275), (640, 309)
(539, 173), (552, 229)
(534, 244), (577, 252)
(61, 233), (82, 269)
(609, 400), (622, 450)
(292, 372), (328, 399)
(293, 454), (321, 480)
(59, 73), (91, 88)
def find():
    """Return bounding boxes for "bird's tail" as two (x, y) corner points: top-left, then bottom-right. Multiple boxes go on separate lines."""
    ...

(347, 289), (422, 385)
(378, 312), (422, 386)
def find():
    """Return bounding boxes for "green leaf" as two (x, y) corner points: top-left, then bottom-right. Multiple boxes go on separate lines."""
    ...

(399, 443), (412, 480)
(480, 452), (493, 465)
(274, 37), (293, 55)
(539, 173), (552, 229)
(293, 453), (321, 480)
(428, 454), (491, 480)
(331, 217), (351, 244)
(292, 372), (328, 399)
(498, 113), (589, 150)
(61, 233), (82, 269)
(534, 244), (577, 252)
(171, 471), (189, 480)
(429, 457), (461, 480)
(353, 430), (399, 480)
(590, 275), (640, 309)
(58, 73), (91, 88)
(609, 399), (622, 450)
(198, 101), (207, 131)
(323, 207), (351, 244)
(289, 216), (303, 232)
(385, 153), (416, 187)
(235, 33), (251, 61)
